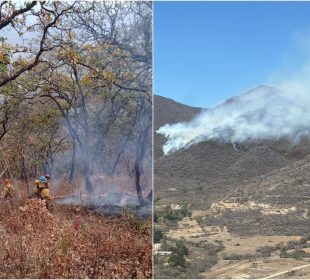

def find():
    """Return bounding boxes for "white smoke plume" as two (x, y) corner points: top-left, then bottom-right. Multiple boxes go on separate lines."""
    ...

(157, 31), (310, 156)
(157, 85), (310, 155)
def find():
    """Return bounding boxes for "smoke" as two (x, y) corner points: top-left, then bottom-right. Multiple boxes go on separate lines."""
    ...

(157, 30), (310, 155)
(60, 192), (140, 208)
(59, 191), (151, 218)
(157, 85), (310, 155)
(44, 92), (151, 216)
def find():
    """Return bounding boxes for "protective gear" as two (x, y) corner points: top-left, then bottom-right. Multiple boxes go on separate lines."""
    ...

(2, 179), (15, 199)
(40, 188), (51, 200)
(32, 177), (53, 210)
(32, 178), (47, 195)
(39, 176), (47, 183)
(40, 187), (53, 211)
(45, 174), (50, 180)
(32, 180), (41, 199)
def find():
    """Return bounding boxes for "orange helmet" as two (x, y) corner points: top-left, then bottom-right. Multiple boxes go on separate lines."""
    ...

(4, 178), (10, 184)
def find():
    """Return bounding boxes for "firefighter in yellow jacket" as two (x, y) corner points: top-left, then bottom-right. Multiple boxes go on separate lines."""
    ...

(2, 178), (15, 199)
(33, 176), (52, 209)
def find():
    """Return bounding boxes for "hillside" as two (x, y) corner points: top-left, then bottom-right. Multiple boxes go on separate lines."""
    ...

(154, 86), (310, 279)
(155, 87), (310, 194)
(154, 95), (202, 159)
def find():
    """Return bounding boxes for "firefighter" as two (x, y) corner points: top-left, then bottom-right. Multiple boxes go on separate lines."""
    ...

(36, 176), (51, 198)
(2, 178), (15, 199)
(38, 175), (53, 210)
(39, 176), (51, 198)
(32, 176), (52, 208)
(30, 174), (51, 198)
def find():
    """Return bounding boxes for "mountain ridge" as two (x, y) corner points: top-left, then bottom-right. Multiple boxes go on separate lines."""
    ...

(155, 86), (310, 208)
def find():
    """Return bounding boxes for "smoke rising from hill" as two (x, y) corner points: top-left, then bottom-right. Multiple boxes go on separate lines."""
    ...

(157, 85), (310, 155)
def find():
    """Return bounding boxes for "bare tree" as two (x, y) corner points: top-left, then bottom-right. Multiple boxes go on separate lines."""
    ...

(0, 1), (80, 87)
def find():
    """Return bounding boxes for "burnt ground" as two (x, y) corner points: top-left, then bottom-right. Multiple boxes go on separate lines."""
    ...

(154, 94), (310, 279)
(56, 192), (152, 218)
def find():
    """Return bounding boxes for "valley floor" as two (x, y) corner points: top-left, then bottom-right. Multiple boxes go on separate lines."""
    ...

(154, 200), (310, 279)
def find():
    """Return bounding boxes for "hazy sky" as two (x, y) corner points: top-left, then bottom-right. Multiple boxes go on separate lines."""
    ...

(154, 1), (310, 108)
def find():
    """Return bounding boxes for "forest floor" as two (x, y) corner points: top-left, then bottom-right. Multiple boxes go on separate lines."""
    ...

(0, 181), (152, 279)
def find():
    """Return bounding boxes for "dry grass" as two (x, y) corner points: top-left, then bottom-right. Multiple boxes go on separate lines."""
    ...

(0, 193), (152, 279)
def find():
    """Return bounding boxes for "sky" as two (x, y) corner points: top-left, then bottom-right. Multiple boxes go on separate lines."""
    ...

(154, 1), (310, 108)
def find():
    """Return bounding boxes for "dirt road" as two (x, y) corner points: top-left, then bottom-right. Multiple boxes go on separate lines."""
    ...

(264, 263), (310, 279)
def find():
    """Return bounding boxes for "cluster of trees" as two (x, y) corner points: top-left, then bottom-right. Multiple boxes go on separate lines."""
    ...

(168, 241), (189, 268)
(0, 1), (152, 203)
(163, 204), (192, 221)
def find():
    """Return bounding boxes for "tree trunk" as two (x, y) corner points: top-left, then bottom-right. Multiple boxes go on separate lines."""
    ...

(134, 121), (151, 206)
(20, 155), (29, 195)
(82, 141), (93, 193)
(146, 190), (152, 202)
(134, 161), (144, 205)
(69, 140), (76, 181)
(83, 160), (93, 193)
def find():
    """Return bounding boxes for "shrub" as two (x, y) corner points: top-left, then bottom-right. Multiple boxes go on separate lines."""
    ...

(280, 249), (310, 260)
(202, 242), (225, 255)
(154, 228), (164, 243)
(195, 216), (203, 224)
(164, 210), (179, 221)
(0, 197), (152, 278)
(168, 253), (186, 268)
(223, 253), (257, 261)
(173, 241), (189, 256)
(256, 245), (276, 257)
(163, 204), (192, 222)
(180, 203), (191, 218)
(154, 211), (159, 223)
